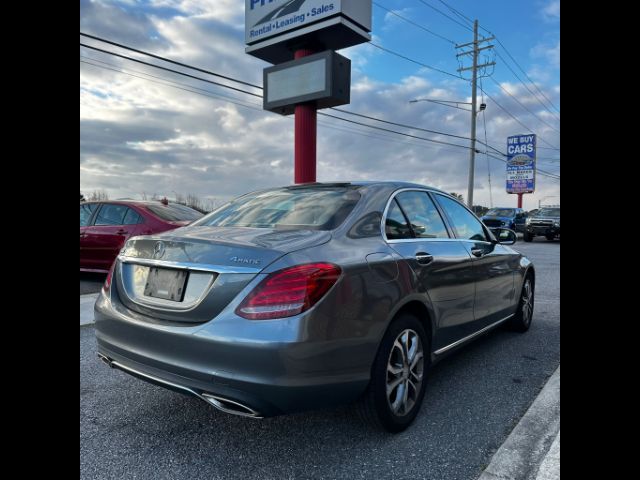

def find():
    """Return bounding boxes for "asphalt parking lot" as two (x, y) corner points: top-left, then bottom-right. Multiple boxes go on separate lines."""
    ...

(80, 237), (559, 480)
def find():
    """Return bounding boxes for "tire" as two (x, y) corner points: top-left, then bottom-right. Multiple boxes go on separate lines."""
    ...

(508, 274), (534, 332)
(546, 234), (555, 241)
(523, 232), (533, 242)
(355, 313), (430, 433)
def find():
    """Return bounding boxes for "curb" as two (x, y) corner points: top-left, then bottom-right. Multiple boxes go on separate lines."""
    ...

(80, 293), (99, 326)
(477, 366), (560, 480)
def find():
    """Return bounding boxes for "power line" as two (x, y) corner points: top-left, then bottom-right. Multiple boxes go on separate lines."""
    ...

(436, 0), (475, 26)
(494, 50), (560, 122)
(369, 43), (462, 79)
(80, 42), (262, 98)
(417, 0), (474, 33)
(373, 2), (457, 44)
(480, 87), (560, 150)
(488, 76), (560, 134)
(80, 32), (262, 90)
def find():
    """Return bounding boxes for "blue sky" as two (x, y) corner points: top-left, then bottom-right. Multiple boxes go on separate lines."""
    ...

(80, 0), (560, 210)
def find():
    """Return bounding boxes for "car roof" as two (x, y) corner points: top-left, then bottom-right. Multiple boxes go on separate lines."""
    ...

(81, 200), (188, 207)
(283, 181), (449, 194)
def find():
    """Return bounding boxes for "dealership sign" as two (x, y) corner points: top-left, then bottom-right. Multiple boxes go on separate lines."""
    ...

(245, 0), (372, 64)
(506, 134), (536, 194)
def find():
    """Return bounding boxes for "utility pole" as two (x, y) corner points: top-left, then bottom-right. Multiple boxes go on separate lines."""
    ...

(456, 21), (495, 208)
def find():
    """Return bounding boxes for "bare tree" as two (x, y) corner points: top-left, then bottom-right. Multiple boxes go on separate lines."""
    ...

(88, 189), (109, 201)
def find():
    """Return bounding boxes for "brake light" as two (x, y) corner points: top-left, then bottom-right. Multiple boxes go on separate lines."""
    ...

(103, 262), (116, 294)
(235, 263), (342, 320)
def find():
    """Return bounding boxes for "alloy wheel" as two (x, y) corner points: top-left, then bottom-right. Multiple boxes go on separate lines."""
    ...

(386, 329), (424, 416)
(522, 279), (533, 326)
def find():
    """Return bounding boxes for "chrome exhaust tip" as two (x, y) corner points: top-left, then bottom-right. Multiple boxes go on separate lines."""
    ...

(200, 393), (263, 419)
(97, 353), (113, 367)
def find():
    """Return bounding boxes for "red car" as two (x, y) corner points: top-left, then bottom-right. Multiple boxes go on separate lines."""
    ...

(80, 200), (204, 273)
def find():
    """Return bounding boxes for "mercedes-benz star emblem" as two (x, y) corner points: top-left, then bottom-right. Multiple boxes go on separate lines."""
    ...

(153, 241), (166, 259)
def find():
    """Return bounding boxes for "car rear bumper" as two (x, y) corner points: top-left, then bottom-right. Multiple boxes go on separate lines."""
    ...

(94, 290), (370, 417)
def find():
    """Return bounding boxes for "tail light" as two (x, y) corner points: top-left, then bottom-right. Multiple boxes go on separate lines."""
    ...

(103, 262), (116, 294)
(235, 263), (342, 320)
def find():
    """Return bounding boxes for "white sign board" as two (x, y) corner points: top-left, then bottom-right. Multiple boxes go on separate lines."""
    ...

(245, 0), (371, 45)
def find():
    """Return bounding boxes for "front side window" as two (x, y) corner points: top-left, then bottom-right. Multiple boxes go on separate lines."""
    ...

(395, 191), (449, 239)
(95, 204), (128, 226)
(80, 203), (98, 227)
(435, 194), (488, 242)
(194, 186), (361, 230)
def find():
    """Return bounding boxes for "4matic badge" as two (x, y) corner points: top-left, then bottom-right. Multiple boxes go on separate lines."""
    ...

(230, 256), (261, 265)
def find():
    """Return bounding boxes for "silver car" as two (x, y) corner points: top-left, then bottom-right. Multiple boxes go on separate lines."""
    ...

(95, 182), (535, 432)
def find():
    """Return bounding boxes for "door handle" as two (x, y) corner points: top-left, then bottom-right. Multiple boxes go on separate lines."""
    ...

(116, 229), (128, 235)
(471, 247), (484, 257)
(415, 252), (434, 265)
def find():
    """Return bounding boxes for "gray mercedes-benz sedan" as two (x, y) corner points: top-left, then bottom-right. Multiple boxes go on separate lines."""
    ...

(95, 182), (534, 432)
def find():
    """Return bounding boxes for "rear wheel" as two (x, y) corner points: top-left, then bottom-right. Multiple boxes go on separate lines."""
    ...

(508, 274), (534, 332)
(523, 232), (533, 242)
(355, 314), (430, 432)
(546, 234), (555, 241)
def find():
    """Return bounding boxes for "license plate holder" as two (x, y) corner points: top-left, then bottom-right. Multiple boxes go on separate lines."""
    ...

(144, 267), (189, 302)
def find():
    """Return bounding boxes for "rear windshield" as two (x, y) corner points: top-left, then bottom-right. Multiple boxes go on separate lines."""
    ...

(536, 208), (560, 217)
(193, 187), (361, 230)
(146, 204), (203, 222)
(485, 208), (515, 217)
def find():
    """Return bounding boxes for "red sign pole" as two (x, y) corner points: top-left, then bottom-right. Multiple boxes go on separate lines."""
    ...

(294, 48), (317, 184)
(517, 193), (523, 208)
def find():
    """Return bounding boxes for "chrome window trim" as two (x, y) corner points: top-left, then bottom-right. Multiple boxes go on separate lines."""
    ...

(433, 313), (515, 355)
(380, 188), (454, 244)
(118, 255), (262, 274)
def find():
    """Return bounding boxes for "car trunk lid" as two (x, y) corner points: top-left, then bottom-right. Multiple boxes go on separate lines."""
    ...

(114, 226), (331, 323)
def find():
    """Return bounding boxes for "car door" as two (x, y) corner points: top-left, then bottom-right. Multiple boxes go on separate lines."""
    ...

(433, 194), (516, 329)
(514, 209), (527, 232)
(84, 204), (143, 271)
(383, 190), (476, 352)
(80, 203), (100, 269)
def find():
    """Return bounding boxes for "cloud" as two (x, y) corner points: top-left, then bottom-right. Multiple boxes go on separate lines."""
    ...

(541, 0), (560, 21)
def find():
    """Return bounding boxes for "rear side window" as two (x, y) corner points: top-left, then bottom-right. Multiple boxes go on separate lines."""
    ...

(146, 204), (203, 222)
(395, 191), (449, 239)
(194, 187), (361, 230)
(435, 194), (488, 242)
(95, 204), (128, 226)
(123, 209), (143, 225)
(80, 203), (98, 227)
(385, 200), (412, 240)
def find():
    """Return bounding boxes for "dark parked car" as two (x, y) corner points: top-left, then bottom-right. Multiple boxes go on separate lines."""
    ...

(80, 200), (203, 273)
(95, 182), (535, 432)
(524, 206), (560, 242)
(481, 207), (527, 233)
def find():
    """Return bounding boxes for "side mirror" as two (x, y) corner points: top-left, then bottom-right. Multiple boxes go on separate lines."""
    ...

(494, 228), (517, 245)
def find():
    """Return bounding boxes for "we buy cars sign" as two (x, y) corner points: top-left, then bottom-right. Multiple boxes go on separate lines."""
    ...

(506, 134), (536, 194)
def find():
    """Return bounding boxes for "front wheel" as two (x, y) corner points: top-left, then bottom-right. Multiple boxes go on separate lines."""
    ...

(523, 232), (533, 242)
(355, 314), (430, 432)
(546, 234), (555, 241)
(508, 275), (534, 332)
